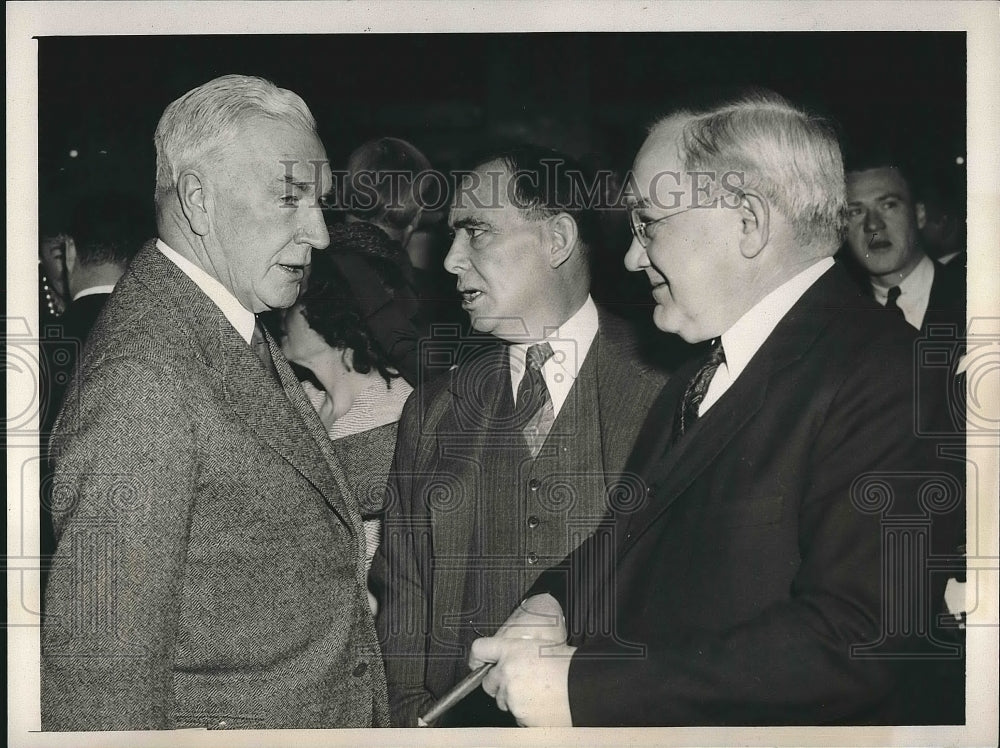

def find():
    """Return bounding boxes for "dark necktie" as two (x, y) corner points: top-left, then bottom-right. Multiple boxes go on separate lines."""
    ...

(886, 286), (907, 322)
(515, 342), (555, 458)
(672, 340), (726, 442)
(251, 317), (281, 384)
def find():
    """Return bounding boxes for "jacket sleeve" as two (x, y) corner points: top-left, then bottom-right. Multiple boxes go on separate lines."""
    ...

(371, 389), (437, 727)
(42, 353), (197, 730)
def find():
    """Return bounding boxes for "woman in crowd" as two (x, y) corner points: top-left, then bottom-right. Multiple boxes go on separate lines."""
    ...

(280, 222), (422, 580)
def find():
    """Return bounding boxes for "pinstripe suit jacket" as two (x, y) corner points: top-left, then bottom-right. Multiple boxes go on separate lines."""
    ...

(372, 311), (667, 726)
(42, 241), (389, 730)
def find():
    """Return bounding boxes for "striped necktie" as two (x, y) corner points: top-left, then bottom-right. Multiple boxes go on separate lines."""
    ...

(515, 342), (555, 458)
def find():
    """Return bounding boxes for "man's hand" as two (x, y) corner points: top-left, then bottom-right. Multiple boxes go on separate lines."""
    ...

(493, 592), (567, 642)
(470, 637), (575, 726)
(468, 594), (573, 726)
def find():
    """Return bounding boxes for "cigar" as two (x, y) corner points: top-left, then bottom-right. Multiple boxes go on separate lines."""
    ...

(416, 662), (494, 727)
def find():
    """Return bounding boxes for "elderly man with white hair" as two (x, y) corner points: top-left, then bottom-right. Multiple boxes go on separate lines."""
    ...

(42, 75), (389, 730)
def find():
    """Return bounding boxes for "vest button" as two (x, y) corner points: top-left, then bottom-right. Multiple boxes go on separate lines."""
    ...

(528, 478), (541, 491)
(527, 515), (540, 529)
(352, 661), (368, 677)
(527, 552), (539, 565)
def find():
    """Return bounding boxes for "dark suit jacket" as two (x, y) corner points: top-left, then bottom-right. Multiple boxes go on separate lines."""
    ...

(537, 264), (962, 725)
(42, 241), (389, 730)
(373, 311), (667, 726)
(922, 258), (966, 333)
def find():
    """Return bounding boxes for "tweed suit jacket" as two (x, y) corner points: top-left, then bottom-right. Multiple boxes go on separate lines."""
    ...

(42, 241), (389, 730)
(372, 311), (667, 726)
(534, 264), (962, 725)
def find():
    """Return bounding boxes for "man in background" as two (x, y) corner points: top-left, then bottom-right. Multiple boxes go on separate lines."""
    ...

(844, 159), (965, 332)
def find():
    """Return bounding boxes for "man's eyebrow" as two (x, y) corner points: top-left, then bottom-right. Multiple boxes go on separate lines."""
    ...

(279, 175), (317, 192)
(451, 216), (492, 230)
(849, 191), (905, 205)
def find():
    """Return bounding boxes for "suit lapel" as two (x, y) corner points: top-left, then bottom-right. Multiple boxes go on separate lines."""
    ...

(430, 344), (511, 622)
(130, 242), (356, 533)
(267, 327), (361, 534)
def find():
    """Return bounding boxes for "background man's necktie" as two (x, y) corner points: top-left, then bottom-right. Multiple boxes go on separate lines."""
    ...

(515, 342), (555, 458)
(672, 340), (726, 442)
(251, 317), (281, 384)
(886, 285), (907, 321)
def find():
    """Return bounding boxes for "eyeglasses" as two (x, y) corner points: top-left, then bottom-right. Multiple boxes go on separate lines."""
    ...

(627, 205), (696, 248)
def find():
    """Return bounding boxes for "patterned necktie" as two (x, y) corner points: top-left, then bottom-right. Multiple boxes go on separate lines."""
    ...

(515, 342), (555, 458)
(672, 340), (726, 442)
(886, 286), (907, 322)
(251, 317), (281, 384)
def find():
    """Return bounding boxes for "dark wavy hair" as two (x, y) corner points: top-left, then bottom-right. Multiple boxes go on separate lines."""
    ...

(298, 222), (420, 385)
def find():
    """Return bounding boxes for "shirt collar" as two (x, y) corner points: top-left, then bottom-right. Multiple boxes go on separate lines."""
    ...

(509, 295), (599, 415)
(720, 257), (834, 384)
(510, 296), (598, 376)
(871, 253), (934, 302)
(72, 284), (117, 302)
(157, 239), (257, 344)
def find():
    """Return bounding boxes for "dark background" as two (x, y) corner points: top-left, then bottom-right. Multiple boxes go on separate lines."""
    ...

(38, 32), (966, 312)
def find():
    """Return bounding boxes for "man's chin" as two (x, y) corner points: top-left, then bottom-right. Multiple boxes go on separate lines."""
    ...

(652, 305), (679, 334)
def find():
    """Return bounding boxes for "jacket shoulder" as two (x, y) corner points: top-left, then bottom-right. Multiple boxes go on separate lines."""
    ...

(596, 308), (670, 385)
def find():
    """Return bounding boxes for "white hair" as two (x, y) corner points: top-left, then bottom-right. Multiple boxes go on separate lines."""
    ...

(653, 90), (847, 249)
(153, 74), (317, 200)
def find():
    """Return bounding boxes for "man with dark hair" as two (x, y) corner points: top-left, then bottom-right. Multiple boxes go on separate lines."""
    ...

(469, 93), (960, 726)
(844, 159), (965, 333)
(373, 144), (667, 727)
(61, 190), (147, 344)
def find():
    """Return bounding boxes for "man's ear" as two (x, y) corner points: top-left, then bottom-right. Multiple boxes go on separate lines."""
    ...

(547, 213), (579, 268)
(737, 191), (770, 258)
(177, 170), (210, 236)
(915, 202), (927, 231)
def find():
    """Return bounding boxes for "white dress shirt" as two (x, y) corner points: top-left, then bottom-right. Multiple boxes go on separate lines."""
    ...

(508, 295), (599, 419)
(870, 253), (934, 330)
(72, 284), (117, 302)
(700, 257), (835, 416)
(157, 239), (256, 344)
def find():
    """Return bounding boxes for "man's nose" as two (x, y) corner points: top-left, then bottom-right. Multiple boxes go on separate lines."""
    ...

(443, 235), (467, 275)
(300, 204), (330, 250)
(623, 236), (650, 272)
(863, 209), (885, 233)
